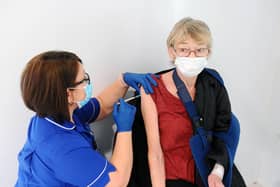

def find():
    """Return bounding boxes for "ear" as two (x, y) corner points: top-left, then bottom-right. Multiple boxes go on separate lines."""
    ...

(168, 47), (176, 62)
(207, 48), (211, 59)
(67, 89), (74, 104)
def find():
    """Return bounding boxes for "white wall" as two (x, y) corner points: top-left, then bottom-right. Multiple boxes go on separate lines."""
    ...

(0, 0), (279, 186)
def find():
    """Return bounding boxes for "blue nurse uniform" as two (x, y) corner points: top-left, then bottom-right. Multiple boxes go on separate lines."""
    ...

(16, 98), (116, 186)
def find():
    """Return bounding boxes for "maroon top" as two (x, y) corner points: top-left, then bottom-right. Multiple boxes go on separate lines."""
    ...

(150, 75), (195, 183)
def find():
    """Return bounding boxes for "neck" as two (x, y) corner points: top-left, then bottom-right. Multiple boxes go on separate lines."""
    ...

(68, 104), (77, 123)
(177, 70), (197, 88)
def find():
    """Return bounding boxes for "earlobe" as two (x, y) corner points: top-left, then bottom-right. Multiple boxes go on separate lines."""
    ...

(67, 89), (74, 104)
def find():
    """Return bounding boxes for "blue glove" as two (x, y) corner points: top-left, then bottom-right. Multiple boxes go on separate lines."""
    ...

(123, 73), (158, 94)
(113, 98), (136, 132)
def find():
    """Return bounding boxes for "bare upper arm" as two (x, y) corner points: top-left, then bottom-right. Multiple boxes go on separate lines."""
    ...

(95, 96), (110, 121)
(140, 87), (162, 152)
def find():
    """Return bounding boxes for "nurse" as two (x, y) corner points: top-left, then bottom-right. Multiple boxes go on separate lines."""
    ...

(16, 51), (157, 186)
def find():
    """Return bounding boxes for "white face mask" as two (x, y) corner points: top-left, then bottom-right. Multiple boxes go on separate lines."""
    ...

(174, 57), (208, 77)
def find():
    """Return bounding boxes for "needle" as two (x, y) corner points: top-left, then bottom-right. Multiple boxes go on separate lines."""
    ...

(117, 95), (140, 105)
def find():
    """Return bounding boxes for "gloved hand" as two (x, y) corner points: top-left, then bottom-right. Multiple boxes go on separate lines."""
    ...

(113, 98), (136, 132)
(123, 73), (158, 94)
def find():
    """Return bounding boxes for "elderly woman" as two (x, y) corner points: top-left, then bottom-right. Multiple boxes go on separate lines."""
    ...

(141, 17), (232, 187)
(16, 51), (157, 186)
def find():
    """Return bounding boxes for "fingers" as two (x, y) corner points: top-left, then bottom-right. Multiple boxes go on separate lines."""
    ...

(141, 79), (153, 94)
(208, 174), (224, 187)
(123, 73), (158, 94)
(119, 98), (125, 105)
(113, 102), (119, 117)
(127, 103), (136, 117)
(118, 98), (129, 112)
(146, 73), (158, 86)
(212, 182), (224, 187)
(131, 82), (140, 93)
(141, 74), (157, 94)
(118, 98), (136, 112)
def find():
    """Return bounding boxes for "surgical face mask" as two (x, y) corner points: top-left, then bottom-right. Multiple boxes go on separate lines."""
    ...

(76, 83), (93, 108)
(174, 57), (208, 77)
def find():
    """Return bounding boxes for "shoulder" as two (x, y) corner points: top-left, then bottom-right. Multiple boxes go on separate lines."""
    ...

(29, 116), (89, 153)
(198, 69), (224, 89)
(148, 70), (175, 99)
(28, 116), (67, 144)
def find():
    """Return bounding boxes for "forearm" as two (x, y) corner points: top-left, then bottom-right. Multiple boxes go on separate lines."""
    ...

(97, 75), (129, 119)
(108, 132), (133, 186)
(148, 151), (166, 187)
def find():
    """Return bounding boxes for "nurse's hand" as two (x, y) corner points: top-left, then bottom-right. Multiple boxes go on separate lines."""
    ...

(113, 98), (136, 132)
(123, 73), (158, 94)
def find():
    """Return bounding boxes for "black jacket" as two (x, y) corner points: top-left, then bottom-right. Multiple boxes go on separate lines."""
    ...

(195, 70), (231, 171)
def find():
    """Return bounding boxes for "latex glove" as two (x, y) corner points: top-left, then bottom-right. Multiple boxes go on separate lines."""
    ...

(123, 73), (158, 94)
(113, 98), (136, 132)
(208, 173), (224, 187)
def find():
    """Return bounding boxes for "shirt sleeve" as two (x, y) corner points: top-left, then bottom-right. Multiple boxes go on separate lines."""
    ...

(39, 133), (116, 186)
(74, 98), (100, 124)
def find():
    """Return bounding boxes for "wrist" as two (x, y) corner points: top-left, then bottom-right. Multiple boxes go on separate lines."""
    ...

(117, 130), (132, 134)
(211, 163), (224, 179)
(117, 128), (132, 133)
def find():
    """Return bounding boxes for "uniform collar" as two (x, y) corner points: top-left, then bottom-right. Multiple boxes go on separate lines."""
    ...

(45, 117), (76, 130)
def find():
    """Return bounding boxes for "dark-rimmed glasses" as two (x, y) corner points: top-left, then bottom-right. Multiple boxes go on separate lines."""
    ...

(70, 72), (90, 88)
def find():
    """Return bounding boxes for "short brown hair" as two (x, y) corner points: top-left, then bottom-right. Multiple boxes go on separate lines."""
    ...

(21, 51), (82, 123)
(167, 17), (212, 50)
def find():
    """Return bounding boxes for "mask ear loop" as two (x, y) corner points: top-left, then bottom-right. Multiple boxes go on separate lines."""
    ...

(76, 83), (93, 109)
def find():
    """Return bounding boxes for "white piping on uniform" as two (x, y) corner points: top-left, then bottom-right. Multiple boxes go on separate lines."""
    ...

(87, 160), (108, 186)
(45, 118), (76, 130)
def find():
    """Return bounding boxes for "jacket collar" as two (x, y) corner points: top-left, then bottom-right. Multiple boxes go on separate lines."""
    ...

(45, 117), (76, 130)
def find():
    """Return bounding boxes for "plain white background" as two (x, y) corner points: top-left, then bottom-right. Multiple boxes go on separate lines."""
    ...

(0, 0), (279, 186)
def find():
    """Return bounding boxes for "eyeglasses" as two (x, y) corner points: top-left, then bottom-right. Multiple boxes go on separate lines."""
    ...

(174, 47), (209, 57)
(70, 72), (91, 88)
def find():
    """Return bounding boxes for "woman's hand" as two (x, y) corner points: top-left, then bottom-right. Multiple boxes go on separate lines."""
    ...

(208, 173), (224, 187)
(123, 73), (158, 94)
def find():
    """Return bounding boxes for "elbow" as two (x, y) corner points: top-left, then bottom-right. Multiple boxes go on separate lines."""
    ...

(107, 170), (131, 187)
(148, 150), (164, 165)
(115, 171), (131, 187)
(119, 174), (130, 187)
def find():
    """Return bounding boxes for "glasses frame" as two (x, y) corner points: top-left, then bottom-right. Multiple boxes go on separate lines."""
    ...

(174, 47), (209, 57)
(69, 72), (91, 89)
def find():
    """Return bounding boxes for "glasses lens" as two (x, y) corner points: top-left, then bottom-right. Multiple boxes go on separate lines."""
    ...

(69, 73), (90, 88)
(175, 47), (208, 57)
(84, 73), (90, 85)
(196, 48), (208, 57)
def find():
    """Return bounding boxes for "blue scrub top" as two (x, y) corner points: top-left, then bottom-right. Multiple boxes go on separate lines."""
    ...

(16, 98), (116, 187)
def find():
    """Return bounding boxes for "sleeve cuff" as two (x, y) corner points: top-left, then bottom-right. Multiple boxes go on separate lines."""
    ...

(210, 163), (224, 179)
(87, 160), (116, 186)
